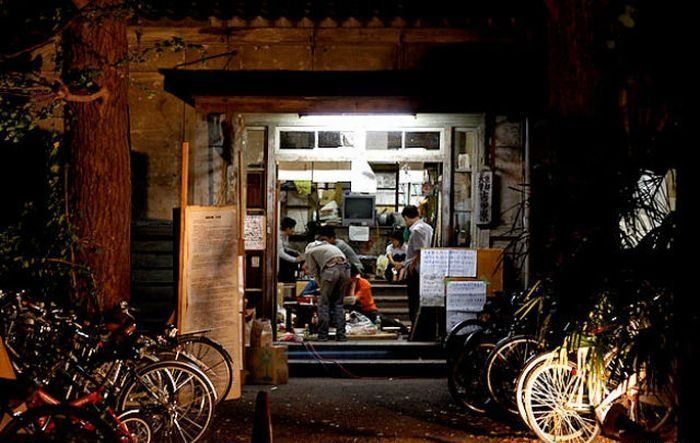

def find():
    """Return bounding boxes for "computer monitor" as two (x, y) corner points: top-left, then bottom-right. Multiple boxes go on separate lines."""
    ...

(342, 193), (375, 226)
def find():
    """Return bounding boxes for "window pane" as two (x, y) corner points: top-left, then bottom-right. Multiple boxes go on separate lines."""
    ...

(318, 131), (354, 148)
(376, 190), (396, 206)
(280, 131), (315, 149)
(454, 172), (471, 211)
(455, 211), (471, 247)
(246, 129), (265, 167)
(366, 131), (402, 150)
(375, 172), (397, 188)
(405, 131), (440, 150)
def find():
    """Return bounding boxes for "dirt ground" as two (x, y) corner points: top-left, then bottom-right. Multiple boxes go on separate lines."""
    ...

(203, 378), (537, 443)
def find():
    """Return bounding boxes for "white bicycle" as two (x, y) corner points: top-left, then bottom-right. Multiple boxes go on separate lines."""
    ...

(518, 347), (674, 443)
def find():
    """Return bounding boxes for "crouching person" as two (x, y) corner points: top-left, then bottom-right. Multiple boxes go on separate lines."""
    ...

(304, 238), (351, 341)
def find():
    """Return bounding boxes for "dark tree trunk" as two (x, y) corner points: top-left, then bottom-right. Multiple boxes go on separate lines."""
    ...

(63, 0), (130, 312)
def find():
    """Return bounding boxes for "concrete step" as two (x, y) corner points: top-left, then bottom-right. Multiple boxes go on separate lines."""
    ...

(283, 341), (446, 377)
(284, 341), (445, 360)
(373, 295), (407, 302)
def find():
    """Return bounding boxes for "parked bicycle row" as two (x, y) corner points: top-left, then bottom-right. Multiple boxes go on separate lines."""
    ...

(446, 281), (676, 443)
(0, 289), (233, 442)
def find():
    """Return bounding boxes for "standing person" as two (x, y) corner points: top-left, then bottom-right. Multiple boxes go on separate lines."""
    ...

(304, 237), (350, 341)
(401, 205), (434, 324)
(318, 226), (364, 273)
(278, 217), (304, 282)
(385, 230), (408, 282)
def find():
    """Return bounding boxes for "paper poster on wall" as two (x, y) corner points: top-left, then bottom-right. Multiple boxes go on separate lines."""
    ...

(348, 225), (370, 242)
(244, 214), (266, 250)
(181, 206), (242, 399)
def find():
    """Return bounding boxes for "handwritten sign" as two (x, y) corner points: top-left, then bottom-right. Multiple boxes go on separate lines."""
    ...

(244, 214), (265, 250)
(446, 280), (487, 312)
(448, 249), (477, 277)
(421, 249), (450, 276)
(419, 274), (445, 307)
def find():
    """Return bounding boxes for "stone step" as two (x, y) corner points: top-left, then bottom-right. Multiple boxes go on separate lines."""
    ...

(284, 341), (446, 377)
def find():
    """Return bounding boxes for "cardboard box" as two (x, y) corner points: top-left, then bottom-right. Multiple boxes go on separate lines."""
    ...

(1, 338), (16, 380)
(245, 345), (288, 385)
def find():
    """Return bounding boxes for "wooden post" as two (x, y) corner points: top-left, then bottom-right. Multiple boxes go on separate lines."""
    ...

(176, 142), (189, 328)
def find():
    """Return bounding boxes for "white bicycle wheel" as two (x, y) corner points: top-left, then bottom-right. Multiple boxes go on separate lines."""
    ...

(516, 351), (557, 430)
(118, 360), (215, 443)
(524, 360), (600, 443)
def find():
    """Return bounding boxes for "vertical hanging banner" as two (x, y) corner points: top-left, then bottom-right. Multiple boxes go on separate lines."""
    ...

(180, 205), (243, 399)
(475, 170), (493, 225)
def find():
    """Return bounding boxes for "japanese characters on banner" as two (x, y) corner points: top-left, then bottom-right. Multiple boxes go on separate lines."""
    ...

(419, 248), (477, 307)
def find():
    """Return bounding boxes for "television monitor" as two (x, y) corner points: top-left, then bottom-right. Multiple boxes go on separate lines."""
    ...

(342, 193), (375, 226)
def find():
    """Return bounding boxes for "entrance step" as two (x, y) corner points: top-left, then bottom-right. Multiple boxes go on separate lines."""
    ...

(370, 282), (410, 322)
(282, 340), (446, 377)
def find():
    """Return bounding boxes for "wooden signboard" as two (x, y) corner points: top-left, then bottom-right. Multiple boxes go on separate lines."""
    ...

(179, 205), (244, 399)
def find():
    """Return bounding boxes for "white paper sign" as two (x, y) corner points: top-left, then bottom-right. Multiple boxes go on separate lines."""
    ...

(448, 249), (477, 277)
(348, 225), (370, 242)
(421, 249), (450, 276)
(244, 214), (265, 250)
(447, 311), (478, 335)
(419, 274), (445, 307)
(446, 280), (487, 312)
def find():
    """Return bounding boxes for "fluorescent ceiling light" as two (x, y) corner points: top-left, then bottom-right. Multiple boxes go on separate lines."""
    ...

(298, 114), (417, 129)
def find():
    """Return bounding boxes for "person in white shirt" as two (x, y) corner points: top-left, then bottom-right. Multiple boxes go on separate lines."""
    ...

(402, 205), (434, 323)
(385, 230), (408, 282)
(278, 217), (304, 282)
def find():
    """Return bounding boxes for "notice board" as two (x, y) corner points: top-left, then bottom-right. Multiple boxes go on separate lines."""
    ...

(419, 248), (504, 308)
(179, 205), (244, 399)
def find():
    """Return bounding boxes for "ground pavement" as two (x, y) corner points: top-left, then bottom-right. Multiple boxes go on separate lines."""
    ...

(203, 378), (537, 443)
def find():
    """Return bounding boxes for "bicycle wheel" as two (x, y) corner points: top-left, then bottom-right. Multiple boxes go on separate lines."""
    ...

(445, 319), (487, 363)
(0, 404), (120, 443)
(117, 410), (153, 443)
(485, 335), (544, 415)
(173, 335), (233, 404)
(523, 360), (600, 443)
(448, 331), (496, 414)
(117, 360), (215, 443)
(516, 350), (557, 429)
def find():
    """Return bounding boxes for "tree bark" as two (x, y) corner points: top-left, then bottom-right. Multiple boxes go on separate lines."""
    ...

(63, 0), (130, 312)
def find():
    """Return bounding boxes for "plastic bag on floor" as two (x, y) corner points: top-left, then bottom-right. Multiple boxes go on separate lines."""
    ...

(345, 311), (378, 336)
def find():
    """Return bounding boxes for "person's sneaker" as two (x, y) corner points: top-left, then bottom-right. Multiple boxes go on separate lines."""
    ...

(336, 336), (347, 342)
(317, 336), (329, 342)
